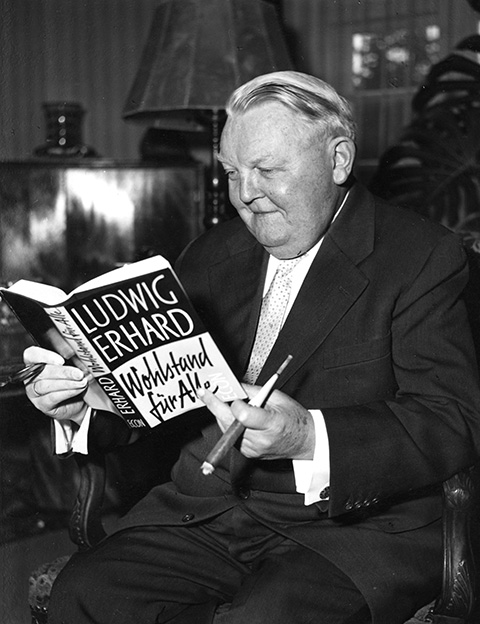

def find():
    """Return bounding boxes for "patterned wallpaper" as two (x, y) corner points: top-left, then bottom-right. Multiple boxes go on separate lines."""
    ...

(1, 0), (157, 160)
(0, 0), (476, 162)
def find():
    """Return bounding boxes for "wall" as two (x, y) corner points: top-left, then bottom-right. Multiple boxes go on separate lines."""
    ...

(1, 0), (478, 163)
(0, 0), (157, 160)
(281, 0), (480, 180)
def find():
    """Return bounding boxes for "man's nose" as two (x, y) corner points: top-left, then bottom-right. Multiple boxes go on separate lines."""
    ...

(239, 172), (262, 204)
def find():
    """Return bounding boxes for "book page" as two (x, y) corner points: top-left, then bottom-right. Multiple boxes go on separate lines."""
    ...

(5, 280), (68, 305)
(4, 255), (172, 306)
(68, 255), (171, 297)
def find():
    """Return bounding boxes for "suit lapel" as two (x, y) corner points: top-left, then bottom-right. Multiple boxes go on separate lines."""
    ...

(206, 183), (377, 387)
(255, 184), (377, 387)
(208, 230), (268, 373)
(255, 236), (369, 386)
(227, 240), (370, 485)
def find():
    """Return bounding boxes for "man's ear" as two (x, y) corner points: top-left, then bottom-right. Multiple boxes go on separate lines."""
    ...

(331, 137), (356, 185)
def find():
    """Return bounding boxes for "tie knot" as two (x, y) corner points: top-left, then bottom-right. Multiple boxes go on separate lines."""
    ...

(276, 256), (303, 277)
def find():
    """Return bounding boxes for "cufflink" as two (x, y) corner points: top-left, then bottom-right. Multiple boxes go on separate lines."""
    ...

(319, 487), (330, 500)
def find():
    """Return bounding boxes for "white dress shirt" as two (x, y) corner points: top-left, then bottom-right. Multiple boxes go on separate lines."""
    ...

(260, 241), (330, 505)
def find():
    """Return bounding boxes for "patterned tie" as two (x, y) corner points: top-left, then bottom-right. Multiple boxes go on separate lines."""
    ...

(244, 257), (302, 384)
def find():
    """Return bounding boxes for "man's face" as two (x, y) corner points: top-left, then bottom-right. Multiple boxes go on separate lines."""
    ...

(218, 101), (352, 259)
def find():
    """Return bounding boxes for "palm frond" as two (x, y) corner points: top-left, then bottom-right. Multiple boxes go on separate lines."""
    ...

(370, 39), (480, 245)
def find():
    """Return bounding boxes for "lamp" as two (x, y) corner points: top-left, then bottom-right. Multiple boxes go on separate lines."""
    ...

(123, 0), (294, 227)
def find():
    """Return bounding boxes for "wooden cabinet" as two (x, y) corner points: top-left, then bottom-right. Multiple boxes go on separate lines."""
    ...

(0, 160), (205, 291)
(0, 159), (205, 369)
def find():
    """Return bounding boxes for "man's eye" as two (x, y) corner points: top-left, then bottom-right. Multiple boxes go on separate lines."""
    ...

(225, 170), (239, 180)
(258, 168), (274, 176)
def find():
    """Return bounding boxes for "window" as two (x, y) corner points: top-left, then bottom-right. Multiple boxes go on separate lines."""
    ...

(352, 24), (441, 90)
(281, 0), (480, 183)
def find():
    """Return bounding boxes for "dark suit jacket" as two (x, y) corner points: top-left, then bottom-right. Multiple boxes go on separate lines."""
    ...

(114, 183), (480, 623)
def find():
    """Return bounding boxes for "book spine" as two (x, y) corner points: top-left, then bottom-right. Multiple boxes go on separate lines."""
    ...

(44, 305), (111, 375)
(46, 305), (150, 428)
(94, 374), (150, 429)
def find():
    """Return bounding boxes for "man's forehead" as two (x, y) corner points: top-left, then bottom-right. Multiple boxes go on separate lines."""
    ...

(218, 142), (278, 166)
(219, 111), (297, 164)
(220, 127), (314, 171)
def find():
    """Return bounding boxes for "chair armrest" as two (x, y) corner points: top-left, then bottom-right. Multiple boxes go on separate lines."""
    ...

(430, 466), (478, 623)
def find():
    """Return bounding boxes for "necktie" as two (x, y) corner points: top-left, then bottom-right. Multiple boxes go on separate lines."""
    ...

(244, 257), (302, 384)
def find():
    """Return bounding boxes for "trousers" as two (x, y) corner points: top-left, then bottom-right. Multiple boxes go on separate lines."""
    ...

(48, 505), (371, 624)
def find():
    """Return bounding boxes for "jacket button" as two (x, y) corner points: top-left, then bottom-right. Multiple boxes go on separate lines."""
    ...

(182, 513), (195, 522)
(237, 487), (250, 500)
(345, 502), (353, 511)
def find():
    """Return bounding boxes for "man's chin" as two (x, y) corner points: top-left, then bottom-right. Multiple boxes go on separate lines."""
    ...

(245, 215), (288, 244)
(254, 234), (294, 258)
(250, 228), (288, 249)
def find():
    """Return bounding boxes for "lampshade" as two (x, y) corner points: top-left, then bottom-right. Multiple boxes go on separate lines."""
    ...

(123, 0), (294, 129)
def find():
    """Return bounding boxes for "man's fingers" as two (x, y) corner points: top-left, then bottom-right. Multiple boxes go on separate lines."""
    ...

(22, 348), (92, 425)
(24, 346), (65, 366)
(197, 387), (236, 432)
(24, 364), (90, 393)
(231, 400), (271, 430)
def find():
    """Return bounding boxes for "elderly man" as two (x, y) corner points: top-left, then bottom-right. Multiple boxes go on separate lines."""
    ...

(24, 71), (480, 624)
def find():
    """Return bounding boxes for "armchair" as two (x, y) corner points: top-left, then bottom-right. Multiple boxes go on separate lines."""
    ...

(28, 415), (480, 624)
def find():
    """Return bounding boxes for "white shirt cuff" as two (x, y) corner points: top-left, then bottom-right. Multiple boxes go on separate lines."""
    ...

(292, 409), (330, 506)
(53, 407), (92, 455)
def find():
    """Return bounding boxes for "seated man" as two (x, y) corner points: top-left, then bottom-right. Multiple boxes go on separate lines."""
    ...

(24, 71), (480, 624)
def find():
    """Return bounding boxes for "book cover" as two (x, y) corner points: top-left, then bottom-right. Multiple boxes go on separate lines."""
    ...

(0, 256), (247, 429)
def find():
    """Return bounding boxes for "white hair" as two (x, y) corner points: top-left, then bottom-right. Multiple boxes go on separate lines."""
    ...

(226, 71), (356, 141)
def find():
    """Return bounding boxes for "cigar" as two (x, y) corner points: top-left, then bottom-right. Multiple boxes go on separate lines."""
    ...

(200, 355), (293, 475)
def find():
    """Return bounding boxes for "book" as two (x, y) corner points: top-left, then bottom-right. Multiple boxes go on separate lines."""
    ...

(0, 256), (247, 429)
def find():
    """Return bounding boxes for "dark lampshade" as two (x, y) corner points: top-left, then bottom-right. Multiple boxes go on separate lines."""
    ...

(123, 0), (294, 227)
(123, 0), (294, 128)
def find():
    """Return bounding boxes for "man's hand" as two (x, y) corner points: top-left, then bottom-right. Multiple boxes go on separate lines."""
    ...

(23, 346), (92, 425)
(199, 385), (315, 461)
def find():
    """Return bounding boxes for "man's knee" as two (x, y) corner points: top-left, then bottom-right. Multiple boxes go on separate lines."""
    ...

(213, 545), (370, 624)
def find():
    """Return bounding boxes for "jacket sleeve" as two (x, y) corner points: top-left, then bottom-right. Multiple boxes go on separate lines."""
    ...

(323, 233), (480, 517)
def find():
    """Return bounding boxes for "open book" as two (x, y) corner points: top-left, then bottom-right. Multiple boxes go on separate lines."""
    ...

(0, 256), (247, 429)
